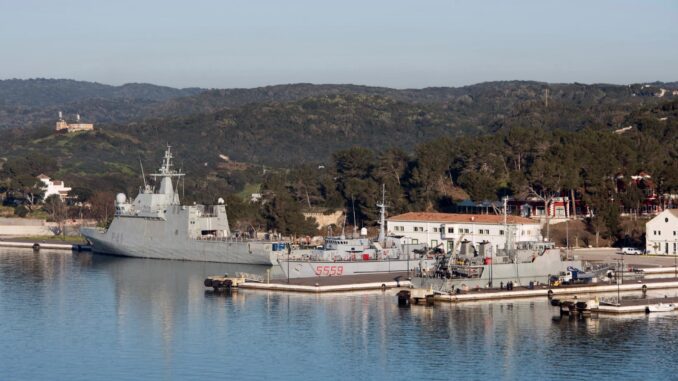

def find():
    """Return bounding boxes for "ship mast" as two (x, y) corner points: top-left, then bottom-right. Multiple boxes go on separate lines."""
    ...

(149, 145), (185, 205)
(503, 196), (511, 255)
(376, 184), (387, 244)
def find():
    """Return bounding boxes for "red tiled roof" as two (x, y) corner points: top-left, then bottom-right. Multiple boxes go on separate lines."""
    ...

(387, 212), (538, 225)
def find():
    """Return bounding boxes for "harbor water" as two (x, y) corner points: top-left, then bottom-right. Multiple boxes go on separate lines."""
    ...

(2, 248), (678, 380)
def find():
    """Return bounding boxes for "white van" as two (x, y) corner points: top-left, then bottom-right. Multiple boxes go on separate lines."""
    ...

(621, 247), (643, 255)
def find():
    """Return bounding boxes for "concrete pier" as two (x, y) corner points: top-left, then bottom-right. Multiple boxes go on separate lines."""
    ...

(591, 296), (678, 314)
(239, 272), (411, 293)
(430, 278), (678, 303)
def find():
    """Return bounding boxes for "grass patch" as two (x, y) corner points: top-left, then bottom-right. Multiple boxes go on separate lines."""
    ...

(237, 183), (261, 201)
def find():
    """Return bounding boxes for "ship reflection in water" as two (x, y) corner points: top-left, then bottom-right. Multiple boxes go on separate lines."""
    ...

(2, 248), (678, 380)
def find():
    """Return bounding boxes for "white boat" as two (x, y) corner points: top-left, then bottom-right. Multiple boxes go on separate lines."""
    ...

(646, 303), (675, 313)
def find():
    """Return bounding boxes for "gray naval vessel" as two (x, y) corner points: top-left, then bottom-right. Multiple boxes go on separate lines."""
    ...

(413, 240), (583, 291)
(80, 146), (277, 264)
(278, 188), (435, 278)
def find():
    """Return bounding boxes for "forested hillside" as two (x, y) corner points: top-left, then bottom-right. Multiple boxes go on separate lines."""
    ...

(0, 79), (203, 129)
(0, 79), (676, 243)
(2, 79), (676, 132)
(261, 99), (678, 240)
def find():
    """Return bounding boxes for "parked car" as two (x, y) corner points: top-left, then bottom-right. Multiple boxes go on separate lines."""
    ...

(621, 247), (643, 255)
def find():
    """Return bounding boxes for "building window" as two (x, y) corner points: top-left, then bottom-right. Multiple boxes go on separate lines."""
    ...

(500, 230), (505, 235)
(447, 227), (454, 233)
(433, 227), (438, 233)
(412, 239), (418, 244)
(464, 228), (470, 234)
(431, 239), (438, 247)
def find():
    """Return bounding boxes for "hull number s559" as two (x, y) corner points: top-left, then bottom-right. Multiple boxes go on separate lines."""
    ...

(314, 265), (344, 276)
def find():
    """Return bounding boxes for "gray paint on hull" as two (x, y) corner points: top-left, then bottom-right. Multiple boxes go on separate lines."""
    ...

(82, 228), (276, 265)
(278, 259), (437, 278)
(415, 250), (582, 290)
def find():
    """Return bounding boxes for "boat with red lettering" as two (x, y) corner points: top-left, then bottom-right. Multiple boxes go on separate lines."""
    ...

(278, 187), (436, 279)
(278, 231), (435, 278)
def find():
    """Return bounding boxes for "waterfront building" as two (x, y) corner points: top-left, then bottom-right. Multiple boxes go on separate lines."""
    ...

(386, 212), (542, 251)
(645, 209), (678, 255)
(37, 174), (71, 201)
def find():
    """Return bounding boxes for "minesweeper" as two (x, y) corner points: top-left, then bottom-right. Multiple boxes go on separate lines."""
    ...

(80, 146), (277, 264)
(278, 186), (436, 278)
(413, 240), (583, 291)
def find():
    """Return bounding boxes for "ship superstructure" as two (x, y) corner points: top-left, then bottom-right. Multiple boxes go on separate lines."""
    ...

(81, 146), (276, 264)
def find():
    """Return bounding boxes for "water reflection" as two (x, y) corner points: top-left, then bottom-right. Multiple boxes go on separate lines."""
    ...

(3, 248), (678, 380)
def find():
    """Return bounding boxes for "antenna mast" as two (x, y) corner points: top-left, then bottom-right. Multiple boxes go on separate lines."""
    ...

(503, 196), (509, 251)
(376, 184), (387, 243)
(351, 195), (357, 239)
(139, 158), (147, 188)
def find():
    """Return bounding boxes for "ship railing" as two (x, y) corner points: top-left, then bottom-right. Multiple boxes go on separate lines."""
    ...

(194, 236), (252, 242)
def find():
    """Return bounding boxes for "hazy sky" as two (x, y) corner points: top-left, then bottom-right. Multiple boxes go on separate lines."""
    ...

(1, 0), (676, 88)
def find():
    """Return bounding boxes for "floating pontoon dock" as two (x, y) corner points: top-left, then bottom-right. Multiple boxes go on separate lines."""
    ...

(427, 277), (678, 303)
(591, 296), (678, 314)
(0, 240), (91, 251)
(230, 272), (411, 293)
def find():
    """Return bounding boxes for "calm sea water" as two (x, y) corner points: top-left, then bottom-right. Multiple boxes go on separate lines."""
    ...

(1, 248), (678, 381)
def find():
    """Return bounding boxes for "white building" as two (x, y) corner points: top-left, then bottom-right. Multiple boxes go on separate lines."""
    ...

(387, 212), (543, 252)
(645, 209), (678, 255)
(37, 174), (72, 201)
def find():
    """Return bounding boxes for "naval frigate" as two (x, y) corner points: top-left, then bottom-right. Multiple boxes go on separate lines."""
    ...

(80, 146), (277, 264)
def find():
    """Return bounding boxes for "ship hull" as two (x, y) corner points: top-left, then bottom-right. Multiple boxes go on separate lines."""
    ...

(414, 250), (582, 290)
(82, 227), (276, 265)
(278, 258), (436, 279)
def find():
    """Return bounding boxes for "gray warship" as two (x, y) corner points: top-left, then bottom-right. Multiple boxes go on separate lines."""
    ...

(80, 146), (277, 264)
(413, 240), (583, 291)
(278, 188), (435, 278)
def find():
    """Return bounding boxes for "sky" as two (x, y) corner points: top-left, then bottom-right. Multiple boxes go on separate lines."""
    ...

(0, 0), (676, 89)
